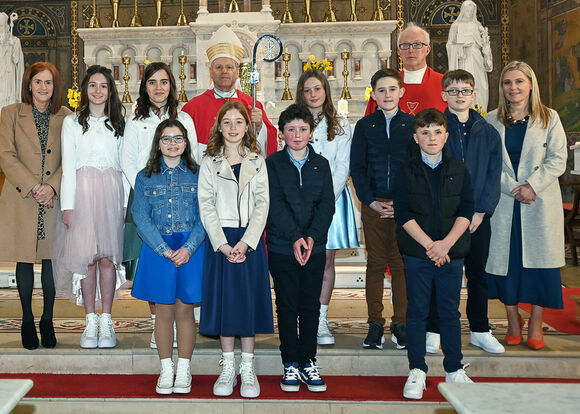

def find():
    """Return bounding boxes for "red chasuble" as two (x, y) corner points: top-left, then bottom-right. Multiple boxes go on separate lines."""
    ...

(181, 89), (278, 156)
(364, 66), (447, 116)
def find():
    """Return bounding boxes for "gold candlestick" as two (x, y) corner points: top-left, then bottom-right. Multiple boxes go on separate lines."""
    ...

(122, 55), (132, 103)
(304, 0), (313, 23)
(130, 0), (143, 27)
(323, 0), (337, 22)
(372, 0), (385, 21)
(350, 0), (358, 21)
(176, 0), (188, 25)
(340, 50), (351, 99)
(178, 51), (188, 102)
(110, 0), (121, 27)
(155, 0), (164, 26)
(228, 0), (240, 13)
(88, 0), (102, 28)
(281, 50), (293, 101)
(281, 0), (294, 23)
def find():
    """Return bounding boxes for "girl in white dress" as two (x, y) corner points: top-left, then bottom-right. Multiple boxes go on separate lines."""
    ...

(55, 65), (128, 349)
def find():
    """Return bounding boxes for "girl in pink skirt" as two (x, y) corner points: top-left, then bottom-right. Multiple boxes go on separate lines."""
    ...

(55, 65), (128, 348)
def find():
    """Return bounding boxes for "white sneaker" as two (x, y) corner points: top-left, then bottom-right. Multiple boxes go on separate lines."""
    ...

(80, 313), (99, 348)
(403, 368), (426, 400)
(98, 313), (116, 348)
(239, 354), (260, 398)
(173, 358), (191, 394)
(445, 366), (474, 383)
(156, 358), (174, 395)
(317, 316), (335, 345)
(470, 330), (505, 354)
(426, 331), (440, 354)
(213, 354), (237, 396)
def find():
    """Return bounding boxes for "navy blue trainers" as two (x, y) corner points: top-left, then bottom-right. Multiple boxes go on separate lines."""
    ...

(299, 360), (327, 392)
(280, 362), (300, 392)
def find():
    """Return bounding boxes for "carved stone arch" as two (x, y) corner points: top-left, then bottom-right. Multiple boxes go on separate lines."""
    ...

(335, 39), (356, 54)
(12, 6), (57, 66)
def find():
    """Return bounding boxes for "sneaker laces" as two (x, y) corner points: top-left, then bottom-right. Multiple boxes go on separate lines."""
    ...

(318, 318), (331, 336)
(452, 363), (472, 382)
(216, 358), (235, 384)
(239, 361), (255, 385)
(408, 368), (425, 384)
(99, 316), (114, 338)
(175, 364), (190, 384)
(85, 315), (98, 337)
(302, 363), (322, 381)
(283, 365), (300, 381)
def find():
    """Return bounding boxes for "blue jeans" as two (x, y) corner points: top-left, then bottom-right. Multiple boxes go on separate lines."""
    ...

(404, 255), (463, 373)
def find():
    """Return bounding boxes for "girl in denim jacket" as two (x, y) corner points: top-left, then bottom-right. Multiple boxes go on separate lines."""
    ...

(198, 101), (273, 399)
(131, 119), (205, 395)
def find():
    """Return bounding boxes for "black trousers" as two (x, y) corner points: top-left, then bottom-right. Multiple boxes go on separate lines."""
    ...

(427, 216), (492, 333)
(269, 251), (325, 365)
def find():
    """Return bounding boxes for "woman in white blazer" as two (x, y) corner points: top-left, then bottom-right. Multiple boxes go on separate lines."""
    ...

(485, 61), (567, 350)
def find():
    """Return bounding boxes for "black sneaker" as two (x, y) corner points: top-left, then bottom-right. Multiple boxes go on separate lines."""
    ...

(391, 322), (407, 349)
(363, 321), (385, 349)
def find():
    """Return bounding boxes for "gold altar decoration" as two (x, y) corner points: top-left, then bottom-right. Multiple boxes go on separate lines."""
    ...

(176, 0), (188, 25)
(69, 1), (81, 111)
(228, 0), (240, 13)
(323, 0), (337, 22)
(155, 0), (164, 26)
(178, 51), (188, 102)
(281, 0), (294, 23)
(372, 0), (385, 21)
(340, 50), (351, 100)
(349, 0), (358, 21)
(304, 0), (313, 23)
(501, 0), (509, 65)
(396, 0), (404, 71)
(239, 63), (252, 96)
(130, 0), (143, 27)
(281, 49), (293, 101)
(88, 0), (102, 28)
(122, 55), (132, 103)
(110, 0), (121, 27)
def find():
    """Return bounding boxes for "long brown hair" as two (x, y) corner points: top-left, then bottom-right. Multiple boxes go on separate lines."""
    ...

(144, 119), (197, 177)
(496, 61), (552, 129)
(21, 62), (63, 114)
(133, 62), (179, 121)
(295, 69), (343, 141)
(205, 101), (260, 157)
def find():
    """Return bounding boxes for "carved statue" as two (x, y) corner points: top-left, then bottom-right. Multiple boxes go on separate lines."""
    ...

(0, 12), (24, 111)
(446, 1), (493, 111)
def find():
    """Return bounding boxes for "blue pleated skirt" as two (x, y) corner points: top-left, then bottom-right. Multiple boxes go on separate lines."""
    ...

(132, 232), (204, 304)
(488, 203), (563, 309)
(326, 186), (360, 250)
(200, 227), (274, 336)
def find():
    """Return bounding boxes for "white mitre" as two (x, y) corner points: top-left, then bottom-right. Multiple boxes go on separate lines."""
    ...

(206, 25), (245, 64)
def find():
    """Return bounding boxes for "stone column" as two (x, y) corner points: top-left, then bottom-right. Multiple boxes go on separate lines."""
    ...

(198, 0), (209, 15)
(261, 0), (272, 13)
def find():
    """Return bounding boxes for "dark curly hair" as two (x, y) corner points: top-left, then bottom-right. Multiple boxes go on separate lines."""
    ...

(205, 101), (260, 157)
(144, 119), (197, 177)
(133, 62), (179, 121)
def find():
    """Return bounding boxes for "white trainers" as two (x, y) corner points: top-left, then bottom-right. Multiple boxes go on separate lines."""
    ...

(470, 330), (505, 354)
(173, 358), (192, 394)
(403, 368), (427, 400)
(317, 316), (335, 345)
(239, 353), (260, 398)
(426, 331), (440, 354)
(98, 313), (116, 348)
(213, 353), (237, 396)
(80, 313), (99, 348)
(156, 358), (174, 395)
(445, 365), (474, 383)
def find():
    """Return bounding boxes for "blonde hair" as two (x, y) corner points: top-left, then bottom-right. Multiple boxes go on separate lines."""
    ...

(497, 61), (551, 128)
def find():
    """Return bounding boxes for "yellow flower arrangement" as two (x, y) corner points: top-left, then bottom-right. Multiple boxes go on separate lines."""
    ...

(472, 104), (487, 117)
(364, 87), (372, 101)
(303, 55), (333, 72)
(144, 60), (151, 65)
(67, 88), (81, 111)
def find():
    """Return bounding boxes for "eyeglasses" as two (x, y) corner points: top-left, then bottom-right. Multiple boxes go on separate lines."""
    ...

(160, 135), (185, 145)
(444, 89), (474, 96)
(398, 42), (429, 50)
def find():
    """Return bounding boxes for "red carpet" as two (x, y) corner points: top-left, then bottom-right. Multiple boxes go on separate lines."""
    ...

(519, 288), (580, 334)
(2, 374), (580, 401)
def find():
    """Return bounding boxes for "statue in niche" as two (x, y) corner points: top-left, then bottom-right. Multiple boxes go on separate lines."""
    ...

(446, 1), (493, 111)
(0, 12), (24, 111)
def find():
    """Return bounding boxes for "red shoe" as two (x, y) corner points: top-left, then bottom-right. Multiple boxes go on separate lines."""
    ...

(505, 315), (524, 345)
(526, 337), (545, 350)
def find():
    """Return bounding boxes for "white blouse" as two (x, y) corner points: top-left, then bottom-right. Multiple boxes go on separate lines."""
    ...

(310, 116), (352, 201)
(121, 110), (198, 188)
(60, 114), (129, 210)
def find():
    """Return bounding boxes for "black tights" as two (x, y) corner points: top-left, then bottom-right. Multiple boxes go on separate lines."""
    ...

(16, 260), (55, 322)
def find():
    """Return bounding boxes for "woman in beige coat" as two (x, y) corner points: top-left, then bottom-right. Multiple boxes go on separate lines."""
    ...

(486, 61), (567, 350)
(0, 62), (70, 349)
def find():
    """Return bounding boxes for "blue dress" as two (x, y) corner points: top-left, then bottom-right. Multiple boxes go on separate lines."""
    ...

(200, 164), (274, 336)
(487, 121), (563, 309)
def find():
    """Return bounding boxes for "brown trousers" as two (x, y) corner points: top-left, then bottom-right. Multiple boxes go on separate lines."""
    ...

(361, 200), (407, 327)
